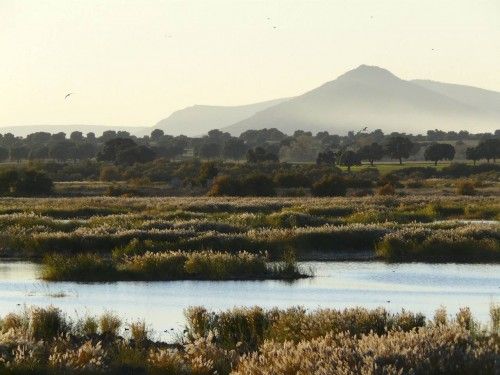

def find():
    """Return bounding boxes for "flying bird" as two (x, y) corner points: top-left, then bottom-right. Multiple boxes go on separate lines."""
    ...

(65, 93), (73, 99)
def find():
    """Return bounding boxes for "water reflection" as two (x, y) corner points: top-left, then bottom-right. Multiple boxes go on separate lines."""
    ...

(0, 261), (498, 337)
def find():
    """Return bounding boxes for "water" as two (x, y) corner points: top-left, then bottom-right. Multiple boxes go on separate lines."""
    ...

(0, 261), (498, 339)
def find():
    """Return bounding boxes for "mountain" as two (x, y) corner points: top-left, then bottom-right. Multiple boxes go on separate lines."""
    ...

(0, 125), (149, 137)
(221, 65), (499, 135)
(153, 98), (290, 136)
(412, 79), (500, 116)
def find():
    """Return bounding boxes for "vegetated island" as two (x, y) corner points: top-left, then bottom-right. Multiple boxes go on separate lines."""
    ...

(41, 250), (308, 282)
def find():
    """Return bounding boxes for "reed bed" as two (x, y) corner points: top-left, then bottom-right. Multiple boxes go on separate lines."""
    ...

(41, 251), (306, 281)
(376, 225), (500, 262)
(0, 196), (498, 262)
(0, 305), (497, 374)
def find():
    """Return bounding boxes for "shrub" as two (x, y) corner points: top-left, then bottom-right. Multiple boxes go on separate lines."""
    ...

(99, 165), (121, 181)
(377, 183), (395, 196)
(208, 175), (243, 196)
(242, 174), (276, 196)
(274, 172), (311, 188)
(0, 169), (53, 196)
(311, 175), (346, 196)
(456, 180), (476, 196)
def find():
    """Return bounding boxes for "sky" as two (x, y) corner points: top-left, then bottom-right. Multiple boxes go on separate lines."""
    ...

(1, 0), (499, 128)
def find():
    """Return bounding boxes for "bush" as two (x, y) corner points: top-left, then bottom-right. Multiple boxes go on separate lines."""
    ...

(0, 169), (53, 196)
(100, 165), (121, 181)
(377, 183), (396, 196)
(456, 180), (476, 196)
(208, 175), (243, 196)
(311, 175), (346, 196)
(274, 172), (311, 188)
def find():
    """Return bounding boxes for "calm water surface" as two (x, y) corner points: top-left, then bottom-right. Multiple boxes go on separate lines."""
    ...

(0, 261), (498, 338)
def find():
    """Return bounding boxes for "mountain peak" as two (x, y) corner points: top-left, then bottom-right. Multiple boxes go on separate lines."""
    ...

(337, 65), (400, 83)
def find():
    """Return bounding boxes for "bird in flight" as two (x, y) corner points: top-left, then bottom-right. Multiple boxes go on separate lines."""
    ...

(65, 93), (74, 99)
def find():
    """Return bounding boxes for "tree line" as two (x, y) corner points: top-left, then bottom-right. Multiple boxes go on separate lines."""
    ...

(0, 128), (498, 166)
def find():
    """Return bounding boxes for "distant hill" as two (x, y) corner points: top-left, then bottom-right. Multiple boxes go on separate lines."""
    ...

(0, 125), (148, 137)
(412, 79), (500, 117)
(153, 98), (290, 136)
(222, 65), (499, 135)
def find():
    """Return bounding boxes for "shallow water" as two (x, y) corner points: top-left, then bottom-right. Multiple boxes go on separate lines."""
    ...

(0, 261), (498, 339)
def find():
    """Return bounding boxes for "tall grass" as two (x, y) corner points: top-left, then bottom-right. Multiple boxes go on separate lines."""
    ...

(41, 250), (308, 281)
(0, 196), (498, 262)
(376, 225), (500, 262)
(0, 305), (497, 374)
(41, 253), (116, 281)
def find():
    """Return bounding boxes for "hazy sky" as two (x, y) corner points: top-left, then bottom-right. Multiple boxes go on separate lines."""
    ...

(1, 0), (499, 128)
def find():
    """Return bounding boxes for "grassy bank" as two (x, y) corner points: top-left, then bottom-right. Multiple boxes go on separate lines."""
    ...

(0, 305), (497, 374)
(41, 250), (307, 281)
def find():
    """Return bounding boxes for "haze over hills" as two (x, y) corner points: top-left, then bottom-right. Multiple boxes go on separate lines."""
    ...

(222, 65), (499, 136)
(411, 79), (500, 116)
(153, 98), (290, 136)
(2, 65), (499, 137)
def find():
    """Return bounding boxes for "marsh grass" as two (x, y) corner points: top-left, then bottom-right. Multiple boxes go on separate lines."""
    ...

(41, 253), (117, 281)
(0, 196), (498, 262)
(376, 225), (500, 262)
(0, 305), (498, 375)
(184, 306), (427, 351)
(41, 250), (309, 281)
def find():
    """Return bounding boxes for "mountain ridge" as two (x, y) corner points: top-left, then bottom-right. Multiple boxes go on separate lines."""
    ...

(221, 65), (498, 135)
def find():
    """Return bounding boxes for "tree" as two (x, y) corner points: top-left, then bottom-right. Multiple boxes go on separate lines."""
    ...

(476, 138), (500, 163)
(76, 143), (97, 160)
(316, 150), (336, 166)
(246, 147), (278, 163)
(0, 147), (9, 162)
(49, 141), (77, 161)
(358, 142), (384, 165)
(97, 138), (137, 163)
(338, 150), (361, 172)
(86, 132), (96, 143)
(26, 132), (51, 144)
(116, 145), (156, 165)
(279, 135), (319, 162)
(386, 136), (413, 165)
(70, 131), (84, 143)
(9, 146), (29, 162)
(199, 142), (221, 160)
(51, 132), (66, 142)
(465, 147), (480, 165)
(223, 138), (247, 160)
(29, 146), (49, 160)
(151, 129), (164, 142)
(424, 143), (455, 166)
